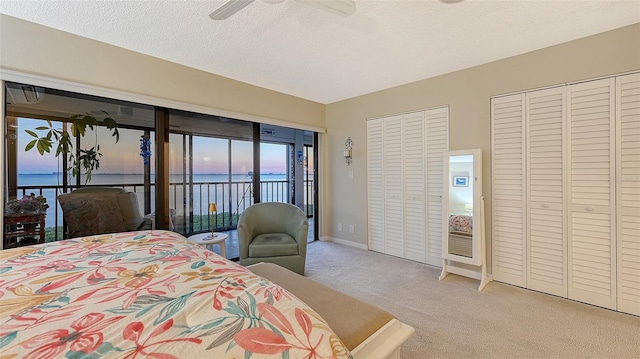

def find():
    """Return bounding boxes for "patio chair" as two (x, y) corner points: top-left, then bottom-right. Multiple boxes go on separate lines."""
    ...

(57, 187), (153, 238)
(237, 202), (308, 275)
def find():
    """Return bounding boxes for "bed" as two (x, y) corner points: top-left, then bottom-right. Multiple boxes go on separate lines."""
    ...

(248, 262), (414, 359)
(448, 214), (473, 258)
(0, 230), (353, 358)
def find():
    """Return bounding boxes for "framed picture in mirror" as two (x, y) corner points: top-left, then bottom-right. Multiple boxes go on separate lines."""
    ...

(452, 176), (468, 187)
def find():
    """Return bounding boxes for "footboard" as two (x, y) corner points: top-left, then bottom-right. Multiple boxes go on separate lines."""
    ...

(350, 318), (414, 359)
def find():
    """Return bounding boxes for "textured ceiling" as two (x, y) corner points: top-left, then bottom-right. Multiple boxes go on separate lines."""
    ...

(1, 0), (639, 104)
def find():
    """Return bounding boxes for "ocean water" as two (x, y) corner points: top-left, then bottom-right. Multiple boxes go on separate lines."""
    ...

(18, 173), (286, 186)
(16, 173), (291, 228)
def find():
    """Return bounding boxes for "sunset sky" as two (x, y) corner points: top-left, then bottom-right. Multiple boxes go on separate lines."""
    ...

(17, 118), (289, 175)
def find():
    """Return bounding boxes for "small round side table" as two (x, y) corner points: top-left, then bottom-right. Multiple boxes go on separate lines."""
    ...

(187, 232), (228, 258)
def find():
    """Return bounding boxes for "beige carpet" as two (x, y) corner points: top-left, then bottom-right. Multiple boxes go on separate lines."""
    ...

(304, 241), (640, 359)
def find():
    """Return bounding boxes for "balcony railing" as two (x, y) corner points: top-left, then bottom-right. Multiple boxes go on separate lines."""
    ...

(172, 180), (292, 234)
(14, 179), (314, 242)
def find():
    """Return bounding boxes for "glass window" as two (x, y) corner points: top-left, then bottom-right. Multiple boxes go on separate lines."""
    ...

(168, 110), (253, 236)
(4, 81), (318, 248)
(5, 82), (155, 241)
(260, 143), (289, 203)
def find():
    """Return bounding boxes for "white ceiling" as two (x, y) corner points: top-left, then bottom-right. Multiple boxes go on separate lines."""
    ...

(1, 0), (639, 104)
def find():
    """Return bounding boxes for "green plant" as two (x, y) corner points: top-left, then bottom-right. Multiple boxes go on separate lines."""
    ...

(25, 111), (119, 184)
(5, 193), (49, 214)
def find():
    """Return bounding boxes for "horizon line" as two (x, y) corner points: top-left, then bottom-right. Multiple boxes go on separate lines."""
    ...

(18, 172), (287, 175)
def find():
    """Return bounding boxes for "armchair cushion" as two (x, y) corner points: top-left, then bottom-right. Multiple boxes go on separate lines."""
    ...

(72, 187), (145, 231)
(249, 233), (299, 257)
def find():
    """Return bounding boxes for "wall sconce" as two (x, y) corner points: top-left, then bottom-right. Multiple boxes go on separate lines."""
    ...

(208, 203), (217, 235)
(343, 137), (353, 165)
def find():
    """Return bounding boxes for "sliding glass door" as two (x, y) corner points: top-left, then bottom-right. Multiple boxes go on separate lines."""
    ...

(168, 110), (253, 236)
(3, 81), (319, 249)
(4, 84), (155, 241)
(260, 142), (290, 203)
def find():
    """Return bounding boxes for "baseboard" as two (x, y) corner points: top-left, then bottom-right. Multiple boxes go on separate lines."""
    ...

(320, 236), (368, 250)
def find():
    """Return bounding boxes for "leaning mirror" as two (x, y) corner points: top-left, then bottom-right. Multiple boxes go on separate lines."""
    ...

(440, 149), (488, 290)
(443, 149), (482, 266)
(440, 149), (489, 290)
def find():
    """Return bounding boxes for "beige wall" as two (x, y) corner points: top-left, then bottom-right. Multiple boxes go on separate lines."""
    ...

(324, 23), (640, 269)
(0, 14), (325, 129)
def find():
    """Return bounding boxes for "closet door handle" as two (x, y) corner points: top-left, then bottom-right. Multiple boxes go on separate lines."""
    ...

(542, 204), (550, 209)
(584, 206), (594, 212)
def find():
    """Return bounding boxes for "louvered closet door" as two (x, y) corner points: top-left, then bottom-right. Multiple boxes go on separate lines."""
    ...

(367, 118), (385, 253)
(491, 94), (526, 287)
(403, 112), (427, 263)
(567, 78), (616, 309)
(526, 87), (566, 297)
(616, 73), (640, 316)
(384, 115), (405, 258)
(425, 107), (449, 266)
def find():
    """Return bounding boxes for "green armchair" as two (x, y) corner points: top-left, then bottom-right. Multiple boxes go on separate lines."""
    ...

(237, 202), (309, 275)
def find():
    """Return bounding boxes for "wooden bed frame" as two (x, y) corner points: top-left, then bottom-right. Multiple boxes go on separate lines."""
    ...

(248, 263), (414, 358)
(350, 319), (415, 359)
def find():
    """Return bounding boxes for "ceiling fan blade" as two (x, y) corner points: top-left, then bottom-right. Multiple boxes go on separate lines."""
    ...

(209, 0), (256, 20)
(298, 0), (355, 17)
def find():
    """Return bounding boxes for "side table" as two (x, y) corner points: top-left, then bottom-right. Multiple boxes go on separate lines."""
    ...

(188, 232), (228, 258)
(4, 212), (46, 249)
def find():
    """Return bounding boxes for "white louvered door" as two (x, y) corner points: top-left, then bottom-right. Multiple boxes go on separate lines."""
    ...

(367, 118), (385, 253)
(403, 112), (427, 263)
(616, 73), (640, 316)
(491, 94), (526, 287)
(425, 108), (449, 266)
(492, 73), (640, 314)
(367, 108), (448, 264)
(567, 78), (616, 309)
(526, 87), (567, 297)
(383, 115), (405, 258)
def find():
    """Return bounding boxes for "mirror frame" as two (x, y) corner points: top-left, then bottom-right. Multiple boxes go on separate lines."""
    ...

(442, 149), (483, 266)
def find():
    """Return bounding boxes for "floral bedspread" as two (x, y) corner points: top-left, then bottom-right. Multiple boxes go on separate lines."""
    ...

(0, 230), (351, 359)
(449, 214), (473, 235)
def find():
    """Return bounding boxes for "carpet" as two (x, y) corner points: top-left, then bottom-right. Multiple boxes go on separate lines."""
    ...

(304, 241), (640, 359)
